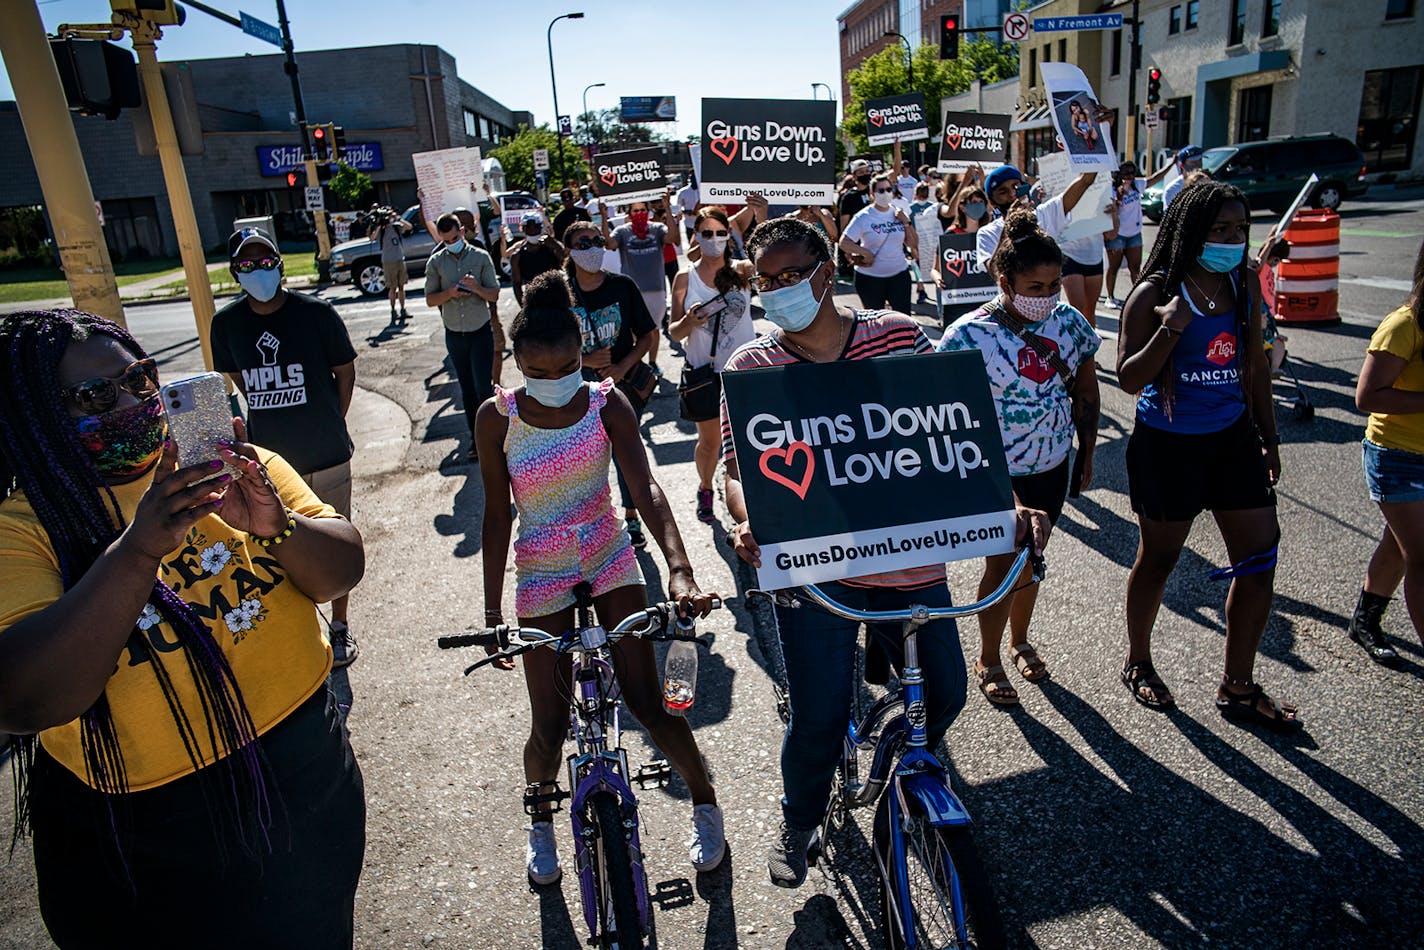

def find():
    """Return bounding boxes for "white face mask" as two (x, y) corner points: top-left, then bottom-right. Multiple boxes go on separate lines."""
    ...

(697, 233), (729, 257)
(1008, 289), (1061, 322)
(570, 246), (606, 273)
(872, 190), (893, 209)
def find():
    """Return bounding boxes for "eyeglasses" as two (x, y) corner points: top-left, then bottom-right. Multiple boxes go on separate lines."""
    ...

(569, 236), (602, 250)
(232, 257), (280, 275)
(750, 261), (820, 293)
(699, 229), (729, 238)
(61, 358), (159, 414)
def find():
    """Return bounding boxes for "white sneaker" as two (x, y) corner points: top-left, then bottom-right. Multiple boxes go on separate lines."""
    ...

(526, 821), (562, 885)
(689, 804), (726, 872)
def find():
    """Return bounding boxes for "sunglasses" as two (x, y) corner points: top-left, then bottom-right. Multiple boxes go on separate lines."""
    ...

(699, 229), (729, 238)
(232, 257), (280, 275)
(873, 188), (895, 195)
(61, 358), (159, 414)
(569, 237), (602, 250)
(750, 261), (819, 293)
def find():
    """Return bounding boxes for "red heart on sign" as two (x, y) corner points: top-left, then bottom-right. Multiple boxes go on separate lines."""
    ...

(869, 113), (884, 128)
(759, 442), (815, 501)
(943, 259), (966, 278)
(709, 135), (739, 165)
(600, 170), (618, 187)
(944, 133), (963, 150)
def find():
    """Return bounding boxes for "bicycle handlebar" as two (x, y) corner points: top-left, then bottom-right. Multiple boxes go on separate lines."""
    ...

(756, 547), (1045, 625)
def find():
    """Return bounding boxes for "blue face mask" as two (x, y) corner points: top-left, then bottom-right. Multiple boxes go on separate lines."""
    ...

(1198, 241), (1245, 274)
(524, 368), (584, 408)
(237, 267), (282, 302)
(446, 238), (466, 255)
(759, 262), (827, 333)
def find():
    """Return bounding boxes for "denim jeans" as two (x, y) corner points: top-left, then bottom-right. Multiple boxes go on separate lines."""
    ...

(774, 580), (967, 830)
(445, 325), (494, 435)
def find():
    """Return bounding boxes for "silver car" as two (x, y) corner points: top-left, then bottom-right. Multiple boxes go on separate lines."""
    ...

(329, 205), (437, 297)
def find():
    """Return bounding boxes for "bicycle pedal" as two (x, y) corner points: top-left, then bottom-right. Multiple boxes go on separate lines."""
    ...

(632, 759), (672, 789)
(522, 781), (569, 816)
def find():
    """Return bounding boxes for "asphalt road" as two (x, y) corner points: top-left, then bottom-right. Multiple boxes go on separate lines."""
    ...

(3, 187), (1423, 949)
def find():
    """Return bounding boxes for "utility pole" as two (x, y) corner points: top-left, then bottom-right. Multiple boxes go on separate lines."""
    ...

(275, 0), (308, 155)
(1126, 0), (1141, 164)
(117, 12), (218, 369)
(303, 124), (332, 281)
(0, 0), (124, 325)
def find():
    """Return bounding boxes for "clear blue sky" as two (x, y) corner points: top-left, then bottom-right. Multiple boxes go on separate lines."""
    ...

(3, 0), (848, 140)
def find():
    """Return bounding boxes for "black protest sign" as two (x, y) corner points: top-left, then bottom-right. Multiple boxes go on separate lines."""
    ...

(592, 147), (667, 207)
(722, 352), (1016, 589)
(701, 98), (837, 204)
(865, 93), (930, 147)
(848, 153), (888, 174)
(937, 231), (997, 311)
(937, 112), (1011, 172)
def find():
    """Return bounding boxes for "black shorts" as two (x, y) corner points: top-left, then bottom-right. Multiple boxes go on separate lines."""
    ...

(1061, 255), (1104, 277)
(1011, 458), (1071, 526)
(1127, 414), (1275, 522)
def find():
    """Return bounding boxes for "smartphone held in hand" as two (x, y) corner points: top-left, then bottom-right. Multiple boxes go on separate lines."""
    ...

(162, 373), (242, 485)
(696, 294), (729, 320)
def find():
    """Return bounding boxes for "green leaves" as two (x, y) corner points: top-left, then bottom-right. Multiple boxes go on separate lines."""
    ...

(327, 163), (373, 206)
(489, 125), (590, 194)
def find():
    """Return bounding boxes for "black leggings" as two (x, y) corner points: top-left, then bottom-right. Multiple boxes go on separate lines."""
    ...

(854, 268), (912, 314)
(31, 688), (365, 950)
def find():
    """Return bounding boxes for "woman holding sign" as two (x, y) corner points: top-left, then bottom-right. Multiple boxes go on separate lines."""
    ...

(718, 218), (1051, 888)
(1116, 180), (1299, 733)
(938, 210), (1100, 705)
(838, 172), (918, 315)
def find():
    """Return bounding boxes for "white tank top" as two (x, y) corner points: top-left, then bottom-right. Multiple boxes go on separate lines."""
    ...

(683, 265), (754, 372)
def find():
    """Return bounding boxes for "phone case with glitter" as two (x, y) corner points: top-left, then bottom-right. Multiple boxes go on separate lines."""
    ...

(161, 373), (243, 484)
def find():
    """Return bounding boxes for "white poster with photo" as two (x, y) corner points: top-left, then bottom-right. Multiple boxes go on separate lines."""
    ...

(1035, 151), (1114, 244)
(1040, 63), (1117, 172)
(413, 146), (484, 221)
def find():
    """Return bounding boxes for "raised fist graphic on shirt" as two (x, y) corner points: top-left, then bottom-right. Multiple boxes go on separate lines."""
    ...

(256, 330), (280, 367)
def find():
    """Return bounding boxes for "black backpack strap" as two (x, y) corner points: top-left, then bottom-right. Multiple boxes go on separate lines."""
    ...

(986, 300), (1075, 386)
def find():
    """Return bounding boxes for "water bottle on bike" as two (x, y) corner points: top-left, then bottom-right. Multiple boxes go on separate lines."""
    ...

(662, 621), (699, 715)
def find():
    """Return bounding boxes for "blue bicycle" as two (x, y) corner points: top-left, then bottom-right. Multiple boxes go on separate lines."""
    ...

(439, 583), (718, 950)
(759, 546), (1043, 950)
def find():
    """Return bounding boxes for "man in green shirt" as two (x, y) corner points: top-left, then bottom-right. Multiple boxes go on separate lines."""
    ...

(425, 213), (501, 462)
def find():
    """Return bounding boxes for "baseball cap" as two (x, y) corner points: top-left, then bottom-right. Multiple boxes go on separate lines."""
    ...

(849, 159), (870, 174)
(521, 211), (543, 227)
(985, 165), (1024, 195)
(227, 227), (278, 259)
(1177, 145), (1204, 164)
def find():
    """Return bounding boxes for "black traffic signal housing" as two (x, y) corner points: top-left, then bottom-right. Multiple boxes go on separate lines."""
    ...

(331, 125), (347, 164)
(48, 37), (141, 119)
(1147, 67), (1162, 106)
(309, 123), (329, 162)
(939, 15), (960, 59)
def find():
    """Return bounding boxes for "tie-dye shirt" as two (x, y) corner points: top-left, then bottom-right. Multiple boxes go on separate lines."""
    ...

(936, 301), (1100, 476)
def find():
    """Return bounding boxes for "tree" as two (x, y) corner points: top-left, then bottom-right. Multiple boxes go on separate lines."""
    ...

(328, 162), (373, 209)
(842, 39), (1019, 154)
(491, 124), (589, 193)
(575, 108), (671, 149)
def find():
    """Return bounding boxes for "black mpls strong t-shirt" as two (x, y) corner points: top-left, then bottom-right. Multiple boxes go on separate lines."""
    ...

(210, 291), (358, 474)
(568, 271), (656, 375)
(838, 187), (871, 221)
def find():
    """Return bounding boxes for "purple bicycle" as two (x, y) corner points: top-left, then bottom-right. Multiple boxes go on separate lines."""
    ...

(438, 583), (719, 949)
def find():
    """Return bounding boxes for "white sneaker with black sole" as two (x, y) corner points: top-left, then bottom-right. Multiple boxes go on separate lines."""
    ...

(690, 804), (726, 872)
(527, 821), (562, 885)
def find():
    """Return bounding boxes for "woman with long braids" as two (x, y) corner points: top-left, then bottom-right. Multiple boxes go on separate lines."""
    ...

(0, 310), (367, 946)
(1116, 181), (1300, 732)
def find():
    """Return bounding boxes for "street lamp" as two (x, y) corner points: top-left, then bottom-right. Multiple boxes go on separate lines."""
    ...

(811, 82), (832, 100)
(884, 31), (913, 92)
(582, 81), (606, 148)
(547, 12), (584, 187)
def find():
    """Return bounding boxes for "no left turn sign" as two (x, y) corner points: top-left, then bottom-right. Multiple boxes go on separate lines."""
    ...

(1003, 12), (1030, 42)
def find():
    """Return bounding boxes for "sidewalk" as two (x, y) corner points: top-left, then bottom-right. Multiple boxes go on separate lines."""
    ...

(1, 262), (321, 313)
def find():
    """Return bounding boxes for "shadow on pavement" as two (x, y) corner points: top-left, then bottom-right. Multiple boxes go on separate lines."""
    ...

(534, 879), (583, 949)
(694, 845), (739, 950)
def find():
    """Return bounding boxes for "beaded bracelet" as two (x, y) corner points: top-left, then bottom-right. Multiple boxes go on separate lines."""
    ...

(254, 508), (297, 548)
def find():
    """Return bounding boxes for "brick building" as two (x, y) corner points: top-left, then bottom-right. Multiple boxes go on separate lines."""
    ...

(0, 43), (531, 259)
(838, 0), (1008, 104)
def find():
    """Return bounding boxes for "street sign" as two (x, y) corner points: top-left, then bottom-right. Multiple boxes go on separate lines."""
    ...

(239, 11), (284, 48)
(1144, 108), (1161, 129)
(1032, 13), (1124, 32)
(1002, 12), (1031, 42)
(533, 148), (550, 171)
(558, 115), (573, 136)
(304, 186), (324, 212)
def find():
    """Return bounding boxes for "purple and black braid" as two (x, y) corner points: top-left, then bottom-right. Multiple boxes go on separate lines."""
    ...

(1, 309), (271, 857)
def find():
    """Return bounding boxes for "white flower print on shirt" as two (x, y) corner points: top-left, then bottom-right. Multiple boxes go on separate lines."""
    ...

(199, 541), (232, 576)
(223, 597), (267, 641)
(136, 603), (162, 631)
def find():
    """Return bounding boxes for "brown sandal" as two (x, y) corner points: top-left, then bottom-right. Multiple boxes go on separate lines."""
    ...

(1121, 661), (1174, 710)
(975, 662), (1020, 706)
(1010, 643), (1049, 682)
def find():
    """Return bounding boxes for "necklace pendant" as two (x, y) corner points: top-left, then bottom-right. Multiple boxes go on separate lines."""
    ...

(1207, 300), (1216, 311)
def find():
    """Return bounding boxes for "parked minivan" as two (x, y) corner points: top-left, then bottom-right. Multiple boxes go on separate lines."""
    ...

(1143, 134), (1368, 222)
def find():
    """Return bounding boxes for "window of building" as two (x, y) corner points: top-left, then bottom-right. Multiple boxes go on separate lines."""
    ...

(1169, 5), (1181, 33)
(1229, 0), (1246, 45)
(1029, 47), (1038, 86)
(1358, 65), (1423, 170)
(1385, 0), (1414, 18)
(1263, 0), (1281, 35)
(1164, 95), (1193, 149)
(1024, 126), (1058, 167)
(1058, 39), (1067, 62)
(1110, 29), (1122, 75)
(1042, 43), (1051, 64)
(1185, 0), (1199, 29)
(464, 110), (478, 138)
(1236, 85), (1272, 142)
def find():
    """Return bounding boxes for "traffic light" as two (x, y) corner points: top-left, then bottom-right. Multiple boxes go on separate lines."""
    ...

(286, 170), (301, 188)
(939, 15), (960, 59)
(331, 125), (347, 164)
(1147, 67), (1162, 106)
(48, 37), (141, 119)
(310, 123), (329, 162)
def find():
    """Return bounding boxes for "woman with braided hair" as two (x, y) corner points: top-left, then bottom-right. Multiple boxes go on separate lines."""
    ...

(1116, 180), (1301, 733)
(0, 310), (366, 946)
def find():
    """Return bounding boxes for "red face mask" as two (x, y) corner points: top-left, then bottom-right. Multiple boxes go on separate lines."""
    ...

(629, 210), (650, 237)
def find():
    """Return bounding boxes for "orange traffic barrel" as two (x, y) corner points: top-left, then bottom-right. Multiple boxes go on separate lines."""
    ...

(1274, 210), (1339, 325)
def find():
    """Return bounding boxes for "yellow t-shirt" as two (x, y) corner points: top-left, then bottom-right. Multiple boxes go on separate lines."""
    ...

(0, 450), (338, 791)
(1366, 306), (1424, 455)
